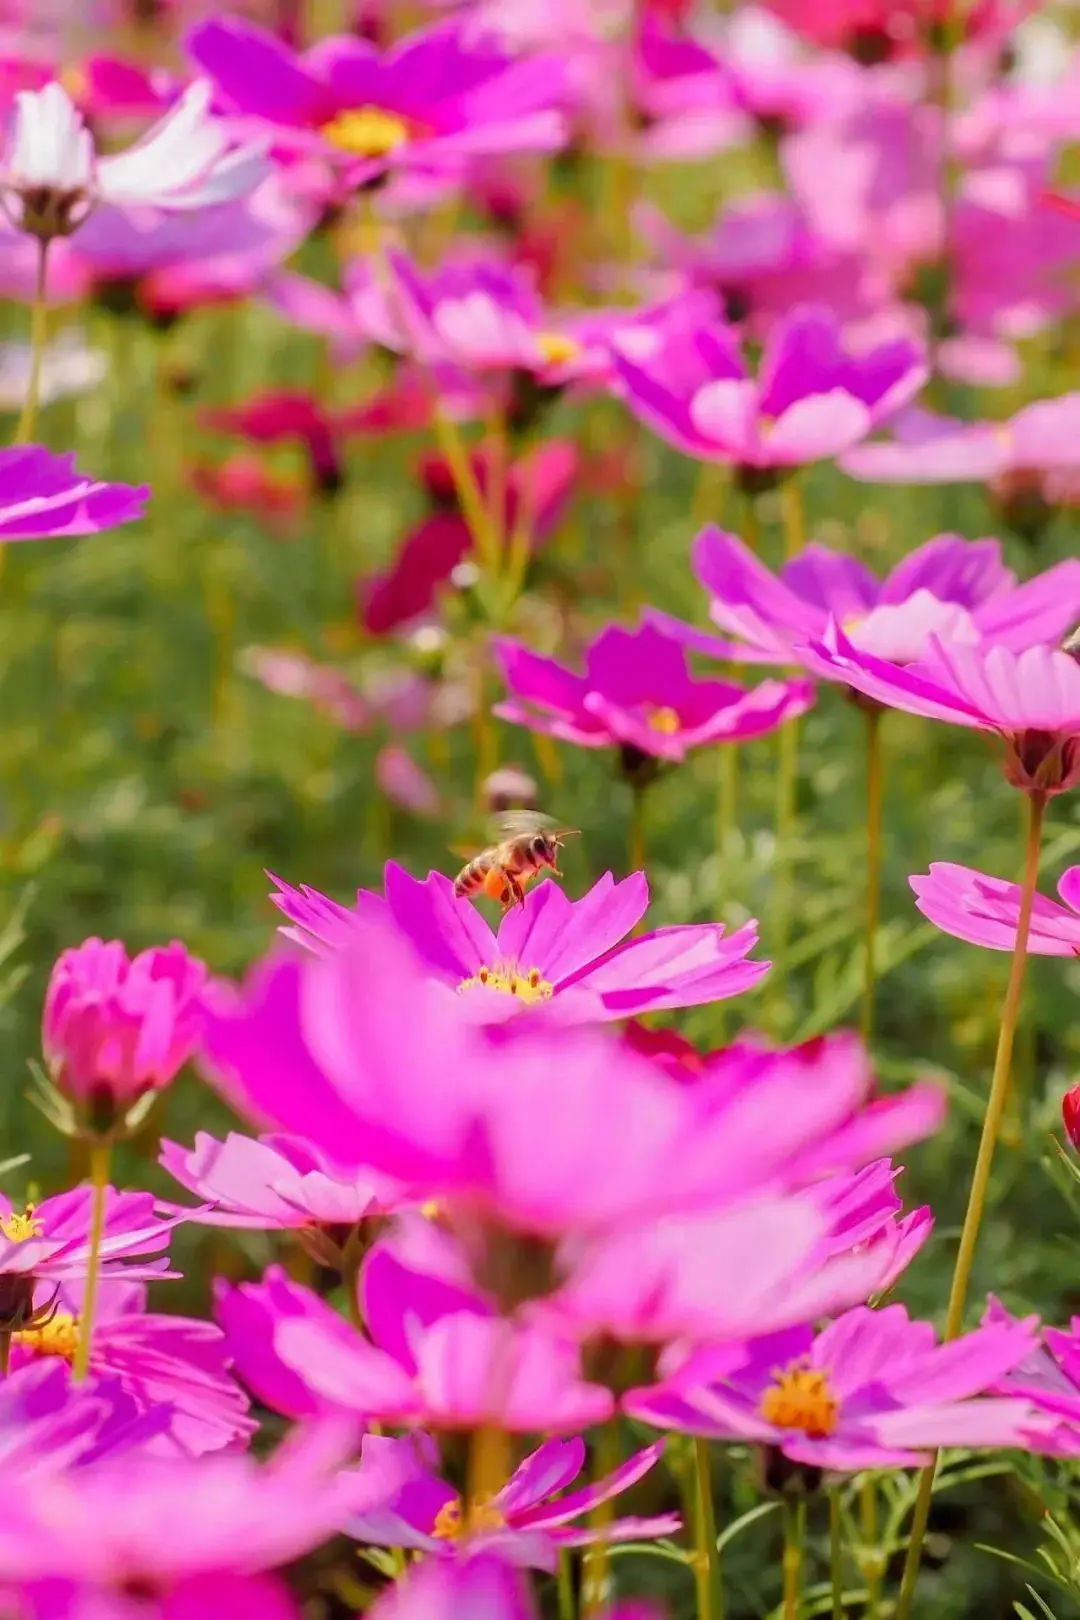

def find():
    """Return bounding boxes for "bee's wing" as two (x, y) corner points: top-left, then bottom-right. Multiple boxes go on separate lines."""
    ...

(448, 842), (485, 864)
(492, 810), (559, 837)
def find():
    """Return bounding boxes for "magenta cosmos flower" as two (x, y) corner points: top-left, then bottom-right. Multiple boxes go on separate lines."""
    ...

(347, 1432), (678, 1570)
(270, 866), (768, 1022)
(625, 1304), (1044, 1469)
(43, 938), (208, 1135)
(0, 1359), (168, 1474)
(611, 305), (926, 474)
(0, 446), (146, 539)
(651, 527), (1080, 671)
(910, 862), (1080, 955)
(841, 397), (1080, 486)
(804, 633), (1080, 798)
(984, 1297), (1080, 1455)
(12, 1277), (254, 1458)
(186, 17), (566, 189)
(159, 1130), (406, 1234)
(492, 621), (813, 764)
(0, 79), (267, 239)
(253, 1243), (615, 1433)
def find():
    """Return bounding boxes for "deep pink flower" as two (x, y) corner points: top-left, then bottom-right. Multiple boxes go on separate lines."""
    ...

(842, 397), (1080, 486)
(347, 1432), (678, 1569)
(190, 454), (306, 536)
(201, 392), (345, 496)
(11, 1278), (254, 1458)
(911, 862), (1080, 954)
(215, 1267), (342, 1422)
(0, 1359), (166, 1473)
(625, 1304), (1044, 1469)
(983, 1297), (1080, 1455)
(362, 1555), (552, 1620)
(43, 938), (208, 1133)
(762, 0), (1031, 61)
(186, 16), (567, 188)
(612, 304), (926, 471)
(802, 632), (1080, 797)
(492, 620), (813, 762)
(0, 446), (146, 539)
(264, 1245), (615, 1433)
(159, 1130), (405, 1232)
(652, 526), (1080, 671)
(270, 866), (768, 1022)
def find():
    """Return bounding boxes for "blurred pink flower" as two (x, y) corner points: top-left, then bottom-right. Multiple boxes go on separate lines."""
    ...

(843, 398), (1080, 485)
(803, 633), (1080, 796)
(910, 862), (1080, 954)
(762, 0), (1031, 61)
(0, 1359), (166, 1473)
(0, 446), (146, 539)
(270, 865), (769, 1021)
(625, 1303), (1044, 1469)
(202, 391), (345, 496)
(190, 454), (306, 535)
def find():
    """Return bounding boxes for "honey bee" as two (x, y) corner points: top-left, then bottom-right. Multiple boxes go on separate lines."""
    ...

(452, 812), (578, 911)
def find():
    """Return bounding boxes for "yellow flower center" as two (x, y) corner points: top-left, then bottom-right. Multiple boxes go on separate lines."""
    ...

(645, 705), (682, 734)
(1, 1204), (43, 1244)
(758, 1361), (839, 1438)
(536, 331), (581, 368)
(458, 963), (554, 1004)
(14, 1309), (80, 1363)
(320, 107), (413, 159)
(432, 1494), (508, 1541)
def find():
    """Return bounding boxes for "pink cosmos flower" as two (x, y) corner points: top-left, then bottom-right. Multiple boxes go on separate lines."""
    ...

(624, 1304), (1045, 1469)
(842, 398), (1080, 486)
(984, 1298), (1080, 1455)
(262, 1245), (615, 1433)
(42, 938), (209, 1134)
(186, 16), (567, 189)
(611, 304), (926, 473)
(362, 1554), (574, 1620)
(11, 1278), (254, 1458)
(649, 527), (1080, 670)
(0, 446), (146, 539)
(201, 392), (347, 497)
(216, 1267), (343, 1422)
(358, 441), (578, 636)
(492, 620), (814, 763)
(0, 79), (268, 239)
(0, 1359), (168, 1473)
(347, 1432), (678, 1569)
(802, 633), (1080, 797)
(0, 1187), (183, 1329)
(0, 1423), (365, 1603)
(159, 1130), (405, 1233)
(269, 866), (769, 1022)
(910, 862), (1080, 954)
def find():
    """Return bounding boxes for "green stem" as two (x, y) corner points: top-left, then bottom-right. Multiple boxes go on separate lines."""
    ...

(14, 238), (49, 446)
(782, 1498), (806, 1620)
(557, 1550), (575, 1620)
(693, 1437), (723, 1620)
(584, 1421), (621, 1615)
(861, 708), (884, 1048)
(859, 1474), (882, 1619)
(894, 789), (1046, 1620)
(629, 785), (646, 874)
(767, 715), (799, 1025)
(829, 1491), (844, 1620)
(780, 477), (805, 559)
(72, 1140), (110, 1383)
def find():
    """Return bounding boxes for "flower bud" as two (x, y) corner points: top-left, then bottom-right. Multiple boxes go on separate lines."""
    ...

(1063, 1083), (1080, 1152)
(42, 938), (208, 1139)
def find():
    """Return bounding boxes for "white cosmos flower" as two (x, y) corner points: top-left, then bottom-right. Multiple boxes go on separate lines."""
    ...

(0, 79), (269, 240)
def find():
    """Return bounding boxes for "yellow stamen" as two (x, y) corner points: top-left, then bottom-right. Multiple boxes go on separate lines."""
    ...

(759, 1361), (839, 1438)
(14, 1309), (80, 1363)
(432, 1494), (508, 1541)
(1, 1204), (43, 1244)
(536, 331), (581, 368)
(645, 705), (681, 735)
(458, 963), (554, 1004)
(320, 107), (412, 159)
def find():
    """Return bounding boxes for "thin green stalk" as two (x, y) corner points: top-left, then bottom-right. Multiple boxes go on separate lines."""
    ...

(859, 1474), (882, 1619)
(894, 789), (1047, 1620)
(780, 477), (805, 559)
(767, 715), (799, 1024)
(14, 238), (49, 446)
(829, 1491), (844, 1620)
(782, 1498), (806, 1620)
(693, 1437), (723, 1620)
(557, 1550), (575, 1620)
(72, 1140), (110, 1383)
(861, 709), (884, 1047)
(584, 1421), (621, 1615)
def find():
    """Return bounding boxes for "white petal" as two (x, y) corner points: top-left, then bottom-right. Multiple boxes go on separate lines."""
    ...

(9, 83), (92, 189)
(97, 79), (266, 209)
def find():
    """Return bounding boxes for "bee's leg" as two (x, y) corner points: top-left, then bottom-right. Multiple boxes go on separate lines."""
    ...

(504, 874), (527, 911)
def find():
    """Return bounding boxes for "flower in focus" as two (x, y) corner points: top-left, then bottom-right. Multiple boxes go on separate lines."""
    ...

(625, 1304), (1045, 1468)
(911, 862), (1080, 954)
(983, 1298), (1080, 1454)
(11, 1277), (255, 1457)
(650, 527), (1080, 671)
(42, 938), (209, 1138)
(492, 620), (814, 767)
(347, 1432), (678, 1569)
(269, 866), (769, 1022)
(803, 633), (1080, 797)
(0, 1187), (183, 1331)
(611, 305), (926, 477)
(0, 446), (147, 539)
(186, 17), (567, 190)
(0, 79), (268, 239)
